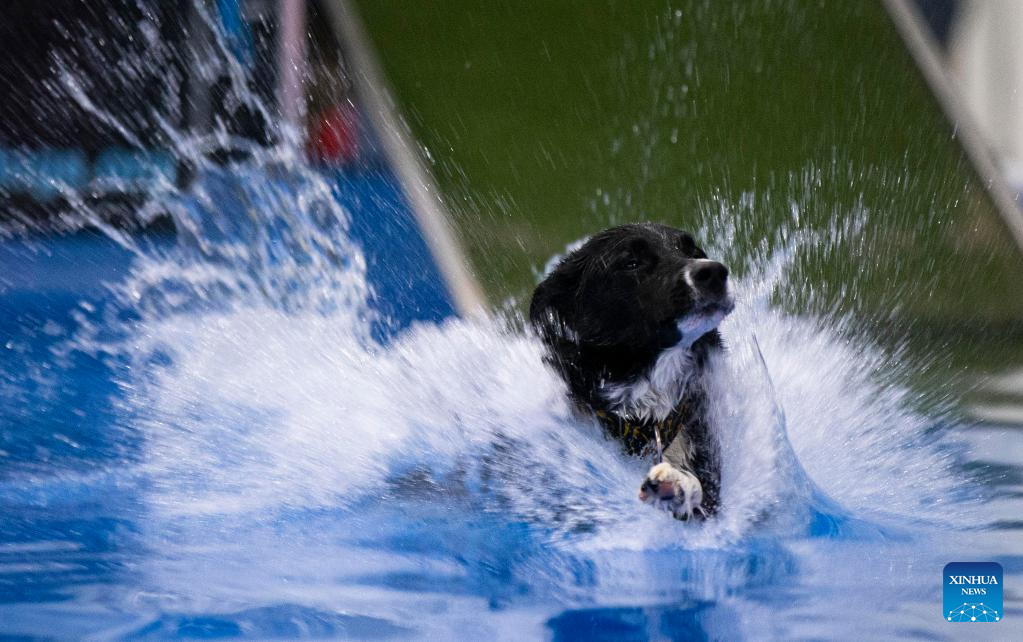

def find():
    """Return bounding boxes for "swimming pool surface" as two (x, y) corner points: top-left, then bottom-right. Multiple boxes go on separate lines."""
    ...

(1, 165), (1021, 641)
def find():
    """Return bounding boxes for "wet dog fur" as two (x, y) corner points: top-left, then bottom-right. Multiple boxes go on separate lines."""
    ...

(530, 223), (733, 519)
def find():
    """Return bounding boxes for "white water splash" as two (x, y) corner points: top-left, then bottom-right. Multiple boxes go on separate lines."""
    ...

(90, 206), (975, 553)
(23, 0), (972, 555)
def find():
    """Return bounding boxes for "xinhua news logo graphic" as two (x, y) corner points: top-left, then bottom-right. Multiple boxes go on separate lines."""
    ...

(943, 562), (1003, 623)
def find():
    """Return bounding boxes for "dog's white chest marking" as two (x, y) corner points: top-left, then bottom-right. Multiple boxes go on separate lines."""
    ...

(604, 343), (695, 421)
(603, 311), (726, 421)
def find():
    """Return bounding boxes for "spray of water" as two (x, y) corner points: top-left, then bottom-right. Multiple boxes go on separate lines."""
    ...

(65, 188), (973, 548)
(6, 1), (969, 544)
(0, 4), (984, 632)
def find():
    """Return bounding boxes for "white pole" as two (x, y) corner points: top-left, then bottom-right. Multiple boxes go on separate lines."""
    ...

(277, 0), (307, 142)
(885, 0), (1023, 253)
(321, 0), (487, 317)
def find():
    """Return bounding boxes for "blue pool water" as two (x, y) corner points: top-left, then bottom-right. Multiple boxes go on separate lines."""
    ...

(2, 2), (1022, 635)
(1, 156), (1022, 640)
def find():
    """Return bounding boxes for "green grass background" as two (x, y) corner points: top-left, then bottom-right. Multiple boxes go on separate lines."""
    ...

(354, 0), (1023, 384)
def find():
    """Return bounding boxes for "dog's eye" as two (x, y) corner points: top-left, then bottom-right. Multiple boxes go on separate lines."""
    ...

(621, 258), (640, 271)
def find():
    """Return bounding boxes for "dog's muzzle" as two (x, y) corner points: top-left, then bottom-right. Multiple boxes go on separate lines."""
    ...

(687, 260), (729, 299)
(683, 259), (734, 316)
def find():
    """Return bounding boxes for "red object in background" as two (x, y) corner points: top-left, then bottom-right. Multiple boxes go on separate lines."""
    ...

(308, 103), (359, 165)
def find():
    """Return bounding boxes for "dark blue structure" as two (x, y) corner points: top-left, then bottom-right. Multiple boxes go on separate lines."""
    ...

(0, 168), (455, 618)
(333, 170), (456, 338)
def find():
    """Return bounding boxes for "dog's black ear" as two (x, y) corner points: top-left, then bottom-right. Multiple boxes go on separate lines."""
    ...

(529, 256), (584, 346)
(530, 261), (589, 399)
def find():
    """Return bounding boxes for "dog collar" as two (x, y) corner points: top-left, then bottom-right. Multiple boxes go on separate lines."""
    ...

(595, 407), (687, 462)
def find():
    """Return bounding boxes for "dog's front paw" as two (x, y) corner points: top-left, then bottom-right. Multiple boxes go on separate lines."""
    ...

(639, 462), (704, 520)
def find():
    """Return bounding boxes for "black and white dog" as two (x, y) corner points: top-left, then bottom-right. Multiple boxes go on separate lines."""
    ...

(530, 223), (732, 520)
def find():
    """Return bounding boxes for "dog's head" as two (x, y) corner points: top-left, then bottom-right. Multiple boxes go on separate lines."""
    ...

(530, 223), (732, 409)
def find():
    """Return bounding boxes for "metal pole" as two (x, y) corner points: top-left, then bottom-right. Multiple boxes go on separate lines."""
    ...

(884, 0), (1023, 254)
(277, 0), (307, 139)
(320, 0), (487, 318)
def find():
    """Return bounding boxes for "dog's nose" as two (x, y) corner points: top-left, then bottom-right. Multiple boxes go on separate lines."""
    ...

(688, 261), (729, 296)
